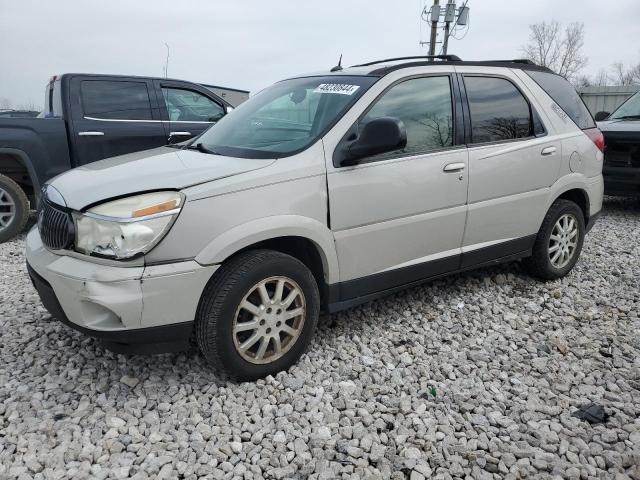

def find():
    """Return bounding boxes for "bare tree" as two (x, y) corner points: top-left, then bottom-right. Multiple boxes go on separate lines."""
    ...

(611, 61), (640, 85)
(521, 20), (587, 82)
(0, 97), (12, 110)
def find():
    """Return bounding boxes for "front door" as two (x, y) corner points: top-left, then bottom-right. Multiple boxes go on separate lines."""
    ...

(154, 80), (227, 144)
(69, 77), (166, 165)
(327, 74), (469, 300)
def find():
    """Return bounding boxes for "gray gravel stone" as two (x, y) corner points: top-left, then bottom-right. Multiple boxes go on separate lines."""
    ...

(1, 199), (639, 479)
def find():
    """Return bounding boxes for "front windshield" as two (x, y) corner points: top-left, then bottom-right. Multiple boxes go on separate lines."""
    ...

(610, 91), (640, 119)
(193, 75), (377, 158)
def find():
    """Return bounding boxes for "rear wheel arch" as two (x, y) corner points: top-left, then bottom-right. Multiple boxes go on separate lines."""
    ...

(0, 149), (40, 205)
(555, 188), (589, 222)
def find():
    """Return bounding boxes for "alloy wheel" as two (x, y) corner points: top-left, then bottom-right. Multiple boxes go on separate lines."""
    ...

(548, 213), (579, 269)
(232, 276), (306, 364)
(0, 187), (16, 231)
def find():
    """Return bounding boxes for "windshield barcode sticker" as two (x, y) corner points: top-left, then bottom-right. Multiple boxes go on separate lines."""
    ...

(314, 84), (360, 95)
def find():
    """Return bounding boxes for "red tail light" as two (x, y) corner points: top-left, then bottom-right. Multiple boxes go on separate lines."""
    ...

(583, 127), (605, 153)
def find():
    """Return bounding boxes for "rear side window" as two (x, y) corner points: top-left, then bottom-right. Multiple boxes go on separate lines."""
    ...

(464, 76), (532, 144)
(525, 70), (595, 129)
(81, 80), (152, 120)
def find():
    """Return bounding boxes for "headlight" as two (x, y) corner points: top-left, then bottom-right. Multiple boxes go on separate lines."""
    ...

(74, 191), (183, 259)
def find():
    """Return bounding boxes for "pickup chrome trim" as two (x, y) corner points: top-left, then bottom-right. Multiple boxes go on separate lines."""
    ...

(84, 116), (215, 124)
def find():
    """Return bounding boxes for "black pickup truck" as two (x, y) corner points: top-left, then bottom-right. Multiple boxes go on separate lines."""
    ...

(595, 90), (640, 197)
(0, 73), (248, 242)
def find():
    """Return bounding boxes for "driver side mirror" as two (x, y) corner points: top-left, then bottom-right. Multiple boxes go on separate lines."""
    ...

(339, 116), (407, 166)
(594, 111), (610, 121)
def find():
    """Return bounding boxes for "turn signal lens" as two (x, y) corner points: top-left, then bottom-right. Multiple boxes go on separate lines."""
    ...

(132, 199), (179, 218)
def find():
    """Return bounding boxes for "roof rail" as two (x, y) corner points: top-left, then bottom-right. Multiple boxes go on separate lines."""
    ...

(352, 55), (462, 67)
(487, 59), (537, 65)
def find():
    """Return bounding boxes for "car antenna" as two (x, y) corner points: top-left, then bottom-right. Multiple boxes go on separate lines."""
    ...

(330, 54), (343, 72)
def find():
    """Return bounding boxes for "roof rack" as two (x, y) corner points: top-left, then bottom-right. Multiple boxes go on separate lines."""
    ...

(352, 55), (462, 67)
(484, 59), (537, 65)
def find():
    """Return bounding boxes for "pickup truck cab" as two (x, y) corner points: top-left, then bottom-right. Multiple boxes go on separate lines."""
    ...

(0, 73), (248, 241)
(595, 91), (640, 196)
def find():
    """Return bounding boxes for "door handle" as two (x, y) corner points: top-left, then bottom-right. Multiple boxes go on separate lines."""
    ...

(78, 131), (104, 136)
(541, 146), (557, 156)
(443, 162), (465, 172)
(169, 131), (192, 137)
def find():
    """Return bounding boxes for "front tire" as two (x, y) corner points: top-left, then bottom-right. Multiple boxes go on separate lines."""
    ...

(196, 250), (320, 381)
(524, 199), (585, 280)
(0, 174), (29, 243)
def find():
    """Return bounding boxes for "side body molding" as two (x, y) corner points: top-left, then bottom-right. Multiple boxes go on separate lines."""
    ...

(194, 215), (340, 284)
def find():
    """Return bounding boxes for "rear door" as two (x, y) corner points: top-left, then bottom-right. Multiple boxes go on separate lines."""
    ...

(153, 80), (227, 143)
(457, 69), (561, 267)
(69, 76), (166, 165)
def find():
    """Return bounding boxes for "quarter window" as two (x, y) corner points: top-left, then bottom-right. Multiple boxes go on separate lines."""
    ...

(162, 87), (225, 122)
(464, 76), (532, 143)
(81, 80), (152, 120)
(358, 76), (454, 160)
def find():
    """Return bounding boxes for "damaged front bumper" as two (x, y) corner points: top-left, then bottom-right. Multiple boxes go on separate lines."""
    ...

(25, 227), (218, 354)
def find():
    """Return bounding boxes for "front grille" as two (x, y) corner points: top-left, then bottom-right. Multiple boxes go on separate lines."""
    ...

(38, 200), (74, 250)
(603, 132), (640, 169)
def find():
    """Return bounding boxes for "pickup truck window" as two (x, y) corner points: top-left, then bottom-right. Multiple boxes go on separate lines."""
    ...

(81, 80), (153, 120)
(195, 75), (377, 159)
(161, 87), (225, 122)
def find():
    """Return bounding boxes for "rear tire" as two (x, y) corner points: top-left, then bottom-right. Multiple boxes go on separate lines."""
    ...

(196, 249), (320, 381)
(524, 199), (585, 280)
(0, 174), (29, 243)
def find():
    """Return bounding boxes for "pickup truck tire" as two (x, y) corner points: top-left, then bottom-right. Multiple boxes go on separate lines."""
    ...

(0, 174), (29, 243)
(524, 199), (585, 280)
(196, 249), (320, 381)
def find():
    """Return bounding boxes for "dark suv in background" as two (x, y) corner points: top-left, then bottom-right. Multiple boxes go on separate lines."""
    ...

(0, 73), (248, 242)
(595, 90), (640, 197)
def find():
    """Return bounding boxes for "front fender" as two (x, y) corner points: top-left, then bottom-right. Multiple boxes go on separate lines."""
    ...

(194, 215), (340, 284)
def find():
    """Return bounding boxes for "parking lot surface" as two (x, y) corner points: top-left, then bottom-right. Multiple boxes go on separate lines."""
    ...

(1, 198), (639, 480)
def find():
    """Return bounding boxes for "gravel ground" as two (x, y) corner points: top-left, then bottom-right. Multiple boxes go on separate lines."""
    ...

(1, 198), (639, 480)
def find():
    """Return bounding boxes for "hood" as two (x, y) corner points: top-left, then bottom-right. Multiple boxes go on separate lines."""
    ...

(597, 119), (640, 133)
(49, 147), (275, 210)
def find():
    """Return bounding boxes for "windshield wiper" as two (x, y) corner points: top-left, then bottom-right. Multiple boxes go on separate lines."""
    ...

(615, 115), (640, 120)
(186, 142), (220, 155)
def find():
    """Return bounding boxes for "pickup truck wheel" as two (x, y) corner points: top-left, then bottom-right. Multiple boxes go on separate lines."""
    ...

(0, 174), (29, 243)
(524, 199), (585, 280)
(196, 249), (320, 381)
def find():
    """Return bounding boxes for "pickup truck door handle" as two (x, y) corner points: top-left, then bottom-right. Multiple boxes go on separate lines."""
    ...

(78, 131), (104, 136)
(443, 162), (465, 172)
(541, 146), (557, 156)
(169, 131), (192, 137)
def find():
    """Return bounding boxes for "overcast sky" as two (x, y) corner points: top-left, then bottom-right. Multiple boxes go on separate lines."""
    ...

(1, 0), (638, 109)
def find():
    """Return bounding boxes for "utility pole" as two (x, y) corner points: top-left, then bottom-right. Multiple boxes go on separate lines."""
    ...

(420, 1), (470, 55)
(428, 0), (440, 56)
(442, 1), (456, 55)
(163, 42), (170, 78)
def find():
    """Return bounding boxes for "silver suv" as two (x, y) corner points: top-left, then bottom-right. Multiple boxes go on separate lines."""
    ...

(26, 56), (604, 380)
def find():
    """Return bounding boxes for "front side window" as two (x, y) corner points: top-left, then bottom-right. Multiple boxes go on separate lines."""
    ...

(81, 80), (152, 120)
(195, 75), (377, 159)
(465, 76), (532, 143)
(359, 76), (454, 160)
(162, 87), (225, 122)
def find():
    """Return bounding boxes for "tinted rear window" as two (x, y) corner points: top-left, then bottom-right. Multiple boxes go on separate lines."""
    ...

(525, 71), (595, 129)
(464, 76), (532, 143)
(81, 80), (152, 120)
